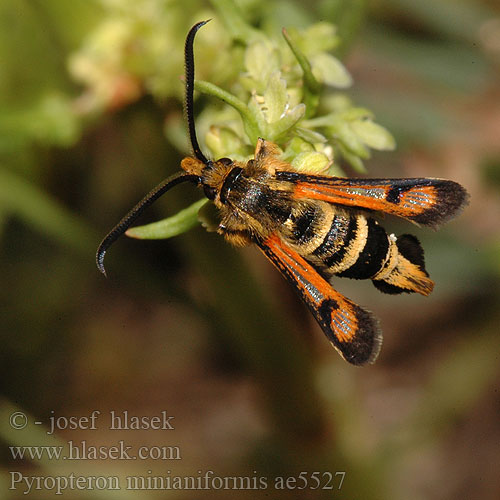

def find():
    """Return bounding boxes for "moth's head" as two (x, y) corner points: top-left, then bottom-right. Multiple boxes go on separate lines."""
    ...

(182, 156), (236, 201)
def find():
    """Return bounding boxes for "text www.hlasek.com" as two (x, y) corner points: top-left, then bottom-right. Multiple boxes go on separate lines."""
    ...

(9, 441), (180, 461)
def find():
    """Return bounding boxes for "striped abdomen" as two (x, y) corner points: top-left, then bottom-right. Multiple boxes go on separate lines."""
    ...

(280, 201), (433, 295)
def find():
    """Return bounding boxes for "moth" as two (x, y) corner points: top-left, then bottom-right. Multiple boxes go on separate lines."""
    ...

(97, 21), (469, 365)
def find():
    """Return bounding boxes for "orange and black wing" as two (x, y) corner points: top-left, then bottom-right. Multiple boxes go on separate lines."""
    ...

(276, 171), (468, 228)
(257, 234), (382, 365)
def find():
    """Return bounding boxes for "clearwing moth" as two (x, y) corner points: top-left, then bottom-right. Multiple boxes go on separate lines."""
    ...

(97, 21), (469, 365)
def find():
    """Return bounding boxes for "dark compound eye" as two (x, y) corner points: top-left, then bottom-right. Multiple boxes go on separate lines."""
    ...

(203, 184), (217, 200)
(217, 157), (233, 166)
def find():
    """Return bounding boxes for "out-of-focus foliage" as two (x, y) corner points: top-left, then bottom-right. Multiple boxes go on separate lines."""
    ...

(125, 2), (396, 238)
(1, 1), (500, 499)
(65, 0), (396, 240)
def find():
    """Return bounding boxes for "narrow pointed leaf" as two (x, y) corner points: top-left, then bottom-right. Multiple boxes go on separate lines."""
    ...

(126, 199), (207, 240)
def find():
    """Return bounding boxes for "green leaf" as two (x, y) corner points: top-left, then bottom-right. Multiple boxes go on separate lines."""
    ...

(311, 53), (352, 88)
(244, 41), (281, 90)
(331, 120), (370, 158)
(294, 127), (327, 144)
(263, 72), (288, 124)
(209, 0), (264, 44)
(336, 143), (367, 173)
(194, 79), (260, 144)
(350, 119), (396, 151)
(282, 27), (320, 94)
(282, 27), (321, 118)
(205, 126), (246, 160)
(247, 94), (269, 137)
(197, 199), (220, 232)
(281, 136), (314, 162)
(270, 103), (306, 141)
(338, 106), (374, 121)
(290, 21), (340, 54)
(291, 151), (330, 174)
(126, 199), (207, 240)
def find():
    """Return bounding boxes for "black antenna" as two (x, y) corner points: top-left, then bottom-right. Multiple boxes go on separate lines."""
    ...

(185, 19), (211, 165)
(96, 21), (211, 276)
(96, 172), (199, 276)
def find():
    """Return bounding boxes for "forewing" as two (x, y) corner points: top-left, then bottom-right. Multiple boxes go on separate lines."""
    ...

(257, 234), (382, 365)
(276, 171), (468, 227)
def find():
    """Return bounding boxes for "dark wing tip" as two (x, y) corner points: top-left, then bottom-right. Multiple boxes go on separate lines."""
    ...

(413, 180), (470, 228)
(342, 305), (383, 366)
(319, 298), (383, 366)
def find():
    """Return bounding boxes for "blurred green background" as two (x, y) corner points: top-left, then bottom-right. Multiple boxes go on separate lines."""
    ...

(1, 0), (500, 499)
